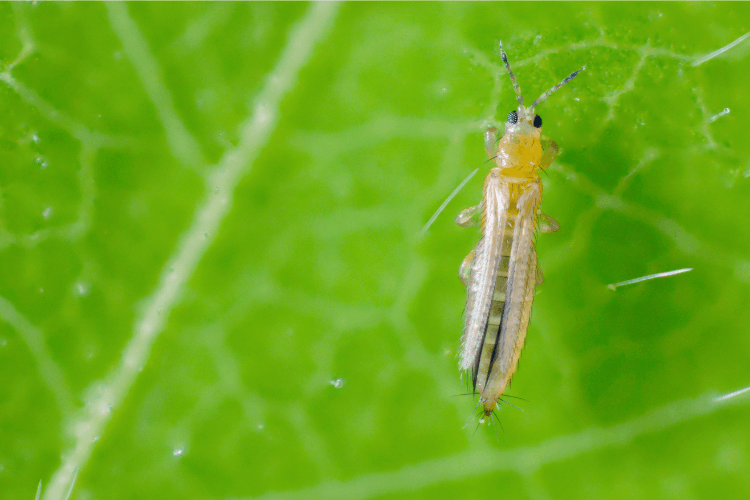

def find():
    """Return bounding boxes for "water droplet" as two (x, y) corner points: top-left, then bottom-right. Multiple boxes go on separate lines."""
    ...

(75, 282), (90, 296)
(257, 423), (265, 431)
(35, 156), (48, 169)
(173, 448), (184, 456)
(256, 103), (269, 123)
(42, 207), (53, 219)
(330, 378), (344, 389)
(32, 133), (40, 143)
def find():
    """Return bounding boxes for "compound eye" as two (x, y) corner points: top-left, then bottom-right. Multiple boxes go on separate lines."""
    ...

(533, 115), (542, 128)
(507, 110), (518, 124)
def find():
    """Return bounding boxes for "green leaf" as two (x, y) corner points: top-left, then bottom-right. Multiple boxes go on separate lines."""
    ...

(1, 3), (749, 499)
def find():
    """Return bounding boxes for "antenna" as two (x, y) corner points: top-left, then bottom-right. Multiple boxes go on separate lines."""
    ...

(498, 41), (524, 106)
(529, 64), (586, 112)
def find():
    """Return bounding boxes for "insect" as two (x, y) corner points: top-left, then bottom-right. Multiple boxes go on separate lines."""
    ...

(457, 42), (584, 423)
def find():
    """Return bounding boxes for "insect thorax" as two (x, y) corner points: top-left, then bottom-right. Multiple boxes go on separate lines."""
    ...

(494, 133), (544, 179)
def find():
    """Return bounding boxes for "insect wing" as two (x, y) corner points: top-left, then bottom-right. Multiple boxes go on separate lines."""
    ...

(484, 183), (541, 395)
(459, 174), (509, 383)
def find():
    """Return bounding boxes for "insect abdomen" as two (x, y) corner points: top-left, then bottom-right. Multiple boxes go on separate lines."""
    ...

(474, 234), (513, 392)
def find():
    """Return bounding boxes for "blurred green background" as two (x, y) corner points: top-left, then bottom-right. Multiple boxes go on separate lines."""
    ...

(2, 2), (750, 499)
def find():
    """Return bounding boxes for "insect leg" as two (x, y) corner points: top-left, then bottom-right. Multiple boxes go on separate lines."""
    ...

(539, 138), (559, 171)
(536, 264), (545, 285)
(538, 212), (560, 233)
(456, 204), (481, 227)
(484, 127), (499, 159)
(459, 249), (476, 286)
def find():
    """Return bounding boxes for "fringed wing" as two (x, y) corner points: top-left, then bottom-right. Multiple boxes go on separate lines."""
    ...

(459, 173), (509, 387)
(485, 182), (541, 391)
